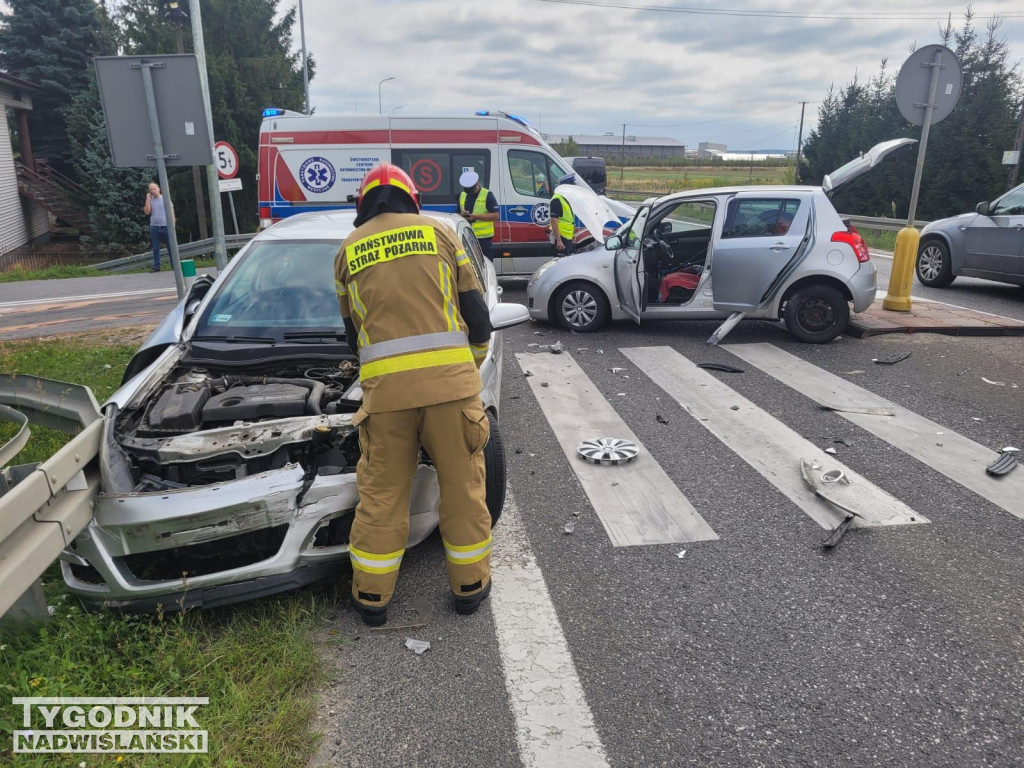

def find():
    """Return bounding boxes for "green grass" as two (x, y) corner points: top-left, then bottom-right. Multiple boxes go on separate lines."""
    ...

(0, 264), (107, 283)
(857, 228), (898, 253)
(0, 334), (335, 766)
(607, 165), (793, 197)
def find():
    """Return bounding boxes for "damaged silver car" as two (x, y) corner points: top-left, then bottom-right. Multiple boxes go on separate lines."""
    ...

(33, 210), (526, 611)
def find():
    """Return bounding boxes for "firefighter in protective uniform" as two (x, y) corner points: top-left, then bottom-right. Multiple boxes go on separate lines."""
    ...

(334, 163), (494, 626)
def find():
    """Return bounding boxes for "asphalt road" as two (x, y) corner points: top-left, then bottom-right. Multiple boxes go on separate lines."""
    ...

(3, 259), (1023, 767)
(0, 269), (216, 341)
(314, 280), (1023, 768)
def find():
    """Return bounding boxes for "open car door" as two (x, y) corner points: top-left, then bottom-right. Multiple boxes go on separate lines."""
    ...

(822, 138), (916, 194)
(611, 206), (651, 324)
(711, 191), (813, 313)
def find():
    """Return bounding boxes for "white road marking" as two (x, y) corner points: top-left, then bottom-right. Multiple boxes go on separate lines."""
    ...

(0, 287), (175, 309)
(516, 352), (717, 546)
(623, 347), (926, 530)
(726, 343), (1024, 519)
(491, 493), (609, 768)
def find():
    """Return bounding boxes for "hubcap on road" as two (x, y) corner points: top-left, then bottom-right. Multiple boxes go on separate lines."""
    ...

(798, 297), (835, 333)
(562, 290), (597, 328)
(919, 245), (943, 280)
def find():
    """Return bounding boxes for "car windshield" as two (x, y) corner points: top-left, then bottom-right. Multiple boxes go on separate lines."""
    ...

(194, 240), (344, 340)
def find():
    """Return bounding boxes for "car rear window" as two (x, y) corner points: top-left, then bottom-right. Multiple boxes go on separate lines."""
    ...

(722, 199), (801, 238)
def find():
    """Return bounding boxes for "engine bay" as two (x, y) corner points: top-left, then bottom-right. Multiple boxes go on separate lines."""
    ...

(113, 358), (363, 492)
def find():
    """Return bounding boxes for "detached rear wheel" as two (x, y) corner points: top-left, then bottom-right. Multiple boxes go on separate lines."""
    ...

(784, 284), (849, 344)
(484, 412), (505, 527)
(553, 281), (610, 332)
(916, 239), (955, 287)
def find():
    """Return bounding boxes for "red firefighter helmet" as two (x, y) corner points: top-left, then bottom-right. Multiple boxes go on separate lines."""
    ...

(356, 162), (420, 212)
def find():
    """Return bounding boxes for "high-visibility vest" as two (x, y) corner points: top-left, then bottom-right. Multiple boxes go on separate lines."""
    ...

(552, 193), (575, 239)
(460, 187), (496, 239)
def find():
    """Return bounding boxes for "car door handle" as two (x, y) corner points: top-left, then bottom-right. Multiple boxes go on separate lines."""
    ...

(768, 242), (791, 252)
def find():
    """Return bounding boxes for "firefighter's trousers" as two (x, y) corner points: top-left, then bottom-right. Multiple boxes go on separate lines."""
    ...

(348, 395), (492, 608)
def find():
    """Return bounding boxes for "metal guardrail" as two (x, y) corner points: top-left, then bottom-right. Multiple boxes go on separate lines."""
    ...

(0, 376), (104, 619)
(841, 215), (931, 232)
(94, 233), (256, 273)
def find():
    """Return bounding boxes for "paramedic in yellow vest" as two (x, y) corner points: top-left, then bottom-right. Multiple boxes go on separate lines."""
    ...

(457, 170), (499, 261)
(550, 173), (578, 256)
(335, 162), (494, 627)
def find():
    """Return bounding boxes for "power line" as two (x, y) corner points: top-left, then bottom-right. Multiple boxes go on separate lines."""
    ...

(536, 0), (1024, 20)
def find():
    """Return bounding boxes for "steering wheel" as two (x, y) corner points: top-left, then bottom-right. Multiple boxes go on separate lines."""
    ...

(647, 228), (675, 262)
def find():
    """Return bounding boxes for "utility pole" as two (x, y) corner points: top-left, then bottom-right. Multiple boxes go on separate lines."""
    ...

(620, 123), (626, 182)
(794, 101), (808, 184)
(298, 0), (310, 114)
(1007, 93), (1024, 190)
(175, 27), (208, 241)
(188, 0), (228, 272)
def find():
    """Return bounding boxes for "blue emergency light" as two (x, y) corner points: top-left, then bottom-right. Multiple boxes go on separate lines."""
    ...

(262, 108), (285, 118)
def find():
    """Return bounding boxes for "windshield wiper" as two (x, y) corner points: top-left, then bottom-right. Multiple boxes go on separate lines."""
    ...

(193, 334), (277, 343)
(282, 331), (346, 342)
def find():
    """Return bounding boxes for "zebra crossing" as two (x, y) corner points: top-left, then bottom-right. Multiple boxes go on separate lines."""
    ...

(515, 343), (1022, 547)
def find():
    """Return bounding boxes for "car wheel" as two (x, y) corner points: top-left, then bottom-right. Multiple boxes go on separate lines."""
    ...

(916, 239), (955, 287)
(484, 412), (505, 528)
(784, 284), (850, 344)
(554, 281), (610, 332)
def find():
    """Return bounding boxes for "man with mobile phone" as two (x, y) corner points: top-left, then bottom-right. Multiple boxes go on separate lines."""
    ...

(143, 182), (172, 272)
(457, 170), (499, 261)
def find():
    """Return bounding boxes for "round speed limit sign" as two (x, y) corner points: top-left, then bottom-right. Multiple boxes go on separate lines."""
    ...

(214, 141), (239, 179)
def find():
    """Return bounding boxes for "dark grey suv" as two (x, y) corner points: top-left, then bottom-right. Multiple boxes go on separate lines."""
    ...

(916, 183), (1024, 288)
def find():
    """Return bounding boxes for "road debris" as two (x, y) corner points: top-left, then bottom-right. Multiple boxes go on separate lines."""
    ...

(577, 348), (589, 352)
(540, 382), (549, 388)
(616, 392), (626, 396)
(676, 549), (686, 559)
(564, 520), (576, 535)
(730, 405), (740, 411)
(958, 368), (970, 376)
(697, 363), (745, 373)
(982, 377), (1006, 386)
(971, 417), (983, 422)
(842, 370), (865, 375)
(577, 437), (639, 465)
(597, 349), (604, 354)
(821, 469), (848, 484)
(800, 458), (866, 548)
(405, 638), (431, 655)
(824, 447), (838, 455)
(832, 438), (853, 447)
(609, 367), (627, 374)
(656, 414), (669, 425)
(819, 402), (895, 417)
(986, 449), (1019, 477)
(534, 331), (548, 336)
(523, 370), (533, 377)
(705, 311), (746, 346)
(550, 341), (563, 354)
(872, 352), (912, 365)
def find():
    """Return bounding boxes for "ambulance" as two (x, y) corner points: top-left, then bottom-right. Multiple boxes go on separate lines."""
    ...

(257, 109), (627, 276)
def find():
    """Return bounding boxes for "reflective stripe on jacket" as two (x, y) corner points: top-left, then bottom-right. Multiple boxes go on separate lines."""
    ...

(335, 212), (484, 413)
(459, 187), (495, 239)
(552, 193), (575, 239)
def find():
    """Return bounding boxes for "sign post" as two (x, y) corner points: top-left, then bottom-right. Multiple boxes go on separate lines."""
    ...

(884, 44), (962, 312)
(94, 54), (213, 301)
(215, 141), (241, 236)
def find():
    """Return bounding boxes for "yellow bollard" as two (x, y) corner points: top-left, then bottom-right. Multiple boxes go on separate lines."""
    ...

(882, 226), (919, 312)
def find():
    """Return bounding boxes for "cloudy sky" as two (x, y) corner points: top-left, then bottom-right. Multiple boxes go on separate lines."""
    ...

(295, 0), (1023, 151)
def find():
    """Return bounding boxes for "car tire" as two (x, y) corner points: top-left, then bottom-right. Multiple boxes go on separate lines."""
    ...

(915, 239), (955, 287)
(553, 281), (610, 332)
(484, 412), (505, 528)
(784, 284), (850, 344)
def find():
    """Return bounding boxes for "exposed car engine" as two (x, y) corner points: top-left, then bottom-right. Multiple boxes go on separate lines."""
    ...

(112, 360), (363, 492)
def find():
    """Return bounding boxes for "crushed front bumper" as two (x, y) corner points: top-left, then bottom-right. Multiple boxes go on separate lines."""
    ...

(61, 463), (441, 610)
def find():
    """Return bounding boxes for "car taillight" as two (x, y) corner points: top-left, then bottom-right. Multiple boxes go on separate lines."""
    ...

(831, 227), (870, 263)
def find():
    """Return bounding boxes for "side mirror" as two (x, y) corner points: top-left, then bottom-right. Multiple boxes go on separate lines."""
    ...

(604, 235), (622, 250)
(489, 303), (530, 330)
(975, 201), (991, 216)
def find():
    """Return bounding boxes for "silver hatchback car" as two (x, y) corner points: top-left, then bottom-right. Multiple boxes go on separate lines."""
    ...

(528, 139), (915, 344)
(8, 210), (528, 611)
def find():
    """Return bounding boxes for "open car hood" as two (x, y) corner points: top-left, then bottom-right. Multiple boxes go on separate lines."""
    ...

(822, 138), (917, 194)
(554, 183), (623, 245)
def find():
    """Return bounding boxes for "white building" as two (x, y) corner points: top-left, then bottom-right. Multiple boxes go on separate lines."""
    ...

(0, 72), (50, 255)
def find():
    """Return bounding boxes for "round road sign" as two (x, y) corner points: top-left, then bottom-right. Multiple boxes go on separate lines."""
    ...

(214, 141), (239, 179)
(895, 44), (963, 127)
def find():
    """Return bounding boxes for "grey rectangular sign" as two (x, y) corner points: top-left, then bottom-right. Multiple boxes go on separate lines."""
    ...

(94, 54), (213, 168)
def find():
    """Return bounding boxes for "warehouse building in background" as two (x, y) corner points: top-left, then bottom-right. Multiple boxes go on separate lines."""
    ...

(544, 133), (687, 158)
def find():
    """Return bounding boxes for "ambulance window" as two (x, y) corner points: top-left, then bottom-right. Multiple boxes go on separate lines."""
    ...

(508, 150), (559, 199)
(394, 149), (490, 207)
